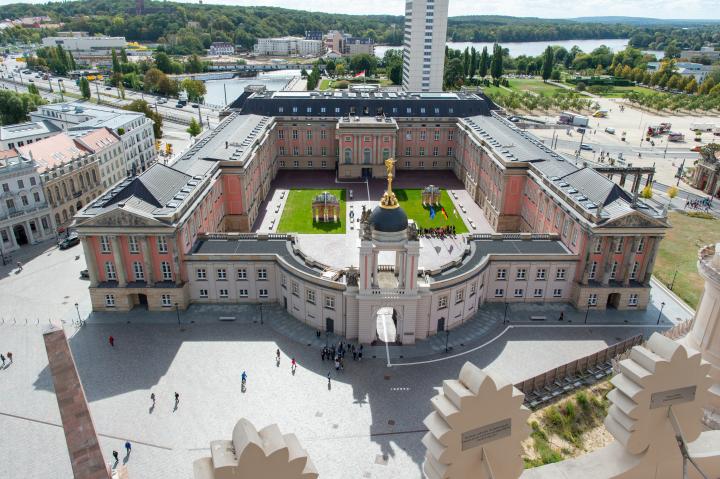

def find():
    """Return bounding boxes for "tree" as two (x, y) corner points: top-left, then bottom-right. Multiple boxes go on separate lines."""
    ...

(306, 65), (321, 90)
(469, 47), (478, 79)
(187, 118), (201, 137)
(124, 99), (163, 139)
(389, 63), (402, 85)
(27, 83), (40, 95)
(490, 43), (503, 84)
(184, 54), (205, 74)
(0, 90), (45, 125)
(685, 77), (698, 94)
(112, 49), (121, 75)
(120, 48), (128, 63)
(541, 46), (554, 82)
(79, 77), (91, 99)
(551, 69), (561, 81)
(667, 186), (679, 199)
(349, 54), (377, 76)
(640, 185), (653, 199)
(664, 44), (681, 59)
(444, 58), (465, 89)
(478, 47), (489, 79)
(180, 78), (206, 102)
(154, 52), (173, 74)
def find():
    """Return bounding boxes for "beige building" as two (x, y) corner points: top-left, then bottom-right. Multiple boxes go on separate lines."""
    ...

(71, 128), (124, 189)
(19, 133), (103, 229)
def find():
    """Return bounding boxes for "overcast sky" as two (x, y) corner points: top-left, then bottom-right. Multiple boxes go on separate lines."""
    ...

(2, 0), (718, 19)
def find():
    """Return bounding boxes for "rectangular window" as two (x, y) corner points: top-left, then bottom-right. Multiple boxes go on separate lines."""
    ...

(419, 147), (425, 157)
(278, 130), (285, 139)
(199, 289), (208, 298)
(553, 288), (562, 298)
(432, 146), (439, 157)
(306, 130), (312, 140)
(157, 237), (168, 253)
(571, 228), (578, 246)
(496, 268), (507, 280)
(257, 268), (267, 280)
(292, 130), (298, 139)
(105, 262), (116, 280)
(588, 293), (598, 306)
(438, 296), (448, 309)
(293, 147), (299, 157)
(513, 288), (524, 298)
(17, 179), (24, 189)
(420, 131), (426, 140)
(325, 296), (335, 310)
(637, 238), (645, 253)
(536, 268), (546, 280)
(516, 268), (526, 280)
(321, 147), (327, 157)
(555, 268), (566, 280)
(161, 261), (172, 280)
(293, 160), (299, 168)
(239, 289), (249, 298)
(196, 268), (207, 280)
(470, 283), (477, 296)
(494, 288), (505, 297)
(447, 147), (453, 156)
(321, 130), (327, 139)
(306, 289), (315, 304)
(161, 294), (172, 307)
(219, 289), (229, 299)
(259, 289), (269, 298)
(133, 261), (144, 281)
(306, 146), (313, 156)
(237, 268), (247, 280)
(533, 288), (543, 298)
(100, 236), (111, 253)
(279, 147), (286, 156)
(628, 294), (639, 306)
(128, 236), (139, 254)
(292, 282), (299, 296)
(589, 261), (597, 280)
(405, 147), (412, 156)
(455, 290), (464, 303)
(615, 238), (624, 253)
(405, 161), (410, 167)
(281, 274), (287, 288)
(33, 192), (40, 202)
(105, 294), (115, 307)
(610, 261), (618, 280)
(448, 131), (454, 141)
(630, 262), (639, 280)
(321, 160), (327, 168)
(217, 268), (227, 280)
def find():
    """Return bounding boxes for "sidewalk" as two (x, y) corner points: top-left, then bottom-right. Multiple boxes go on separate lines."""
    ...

(73, 277), (692, 362)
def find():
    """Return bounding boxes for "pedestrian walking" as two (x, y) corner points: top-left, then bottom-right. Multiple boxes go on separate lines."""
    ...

(291, 358), (297, 373)
(335, 358), (340, 371)
(108, 336), (114, 347)
(327, 371), (331, 387)
(6, 352), (12, 363)
(559, 312), (564, 321)
(112, 450), (119, 463)
(321, 348), (325, 361)
(125, 441), (131, 455)
(353, 350), (357, 361)
(150, 393), (155, 405)
(174, 392), (180, 406)
(0, 353), (5, 366)
(16, 261), (22, 271)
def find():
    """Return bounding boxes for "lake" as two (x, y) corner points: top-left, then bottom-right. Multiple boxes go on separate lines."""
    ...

(204, 70), (302, 106)
(375, 38), (664, 59)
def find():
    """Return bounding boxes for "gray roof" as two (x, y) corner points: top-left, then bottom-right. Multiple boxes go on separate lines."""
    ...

(0, 120), (59, 141)
(432, 239), (571, 281)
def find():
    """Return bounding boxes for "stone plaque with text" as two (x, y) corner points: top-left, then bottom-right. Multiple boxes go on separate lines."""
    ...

(461, 418), (512, 451)
(650, 385), (696, 409)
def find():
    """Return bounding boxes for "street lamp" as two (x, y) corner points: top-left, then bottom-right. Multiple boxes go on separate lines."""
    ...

(444, 328), (450, 353)
(74, 302), (82, 327)
(259, 303), (263, 325)
(175, 302), (182, 329)
(584, 304), (591, 324)
(670, 269), (679, 291)
(657, 301), (666, 325)
(503, 302), (509, 324)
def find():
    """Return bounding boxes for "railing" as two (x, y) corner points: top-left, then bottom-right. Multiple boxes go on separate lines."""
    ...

(515, 334), (643, 398)
(378, 265), (395, 272)
(467, 232), (559, 241)
(368, 288), (407, 297)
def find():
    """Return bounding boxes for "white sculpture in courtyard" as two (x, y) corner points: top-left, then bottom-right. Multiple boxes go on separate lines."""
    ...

(423, 361), (530, 479)
(193, 418), (318, 479)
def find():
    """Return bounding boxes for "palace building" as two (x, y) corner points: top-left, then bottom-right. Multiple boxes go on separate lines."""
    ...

(73, 89), (669, 343)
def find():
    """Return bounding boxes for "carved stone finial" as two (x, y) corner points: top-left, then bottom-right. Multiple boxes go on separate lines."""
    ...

(380, 158), (399, 209)
(193, 418), (318, 479)
(423, 362), (530, 479)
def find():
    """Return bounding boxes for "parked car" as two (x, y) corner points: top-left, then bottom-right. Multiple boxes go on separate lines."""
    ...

(580, 144), (593, 151)
(105, 86), (112, 90)
(604, 127), (616, 135)
(176, 102), (184, 108)
(80, 269), (90, 279)
(58, 234), (80, 250)
(191, 103), (199, 108)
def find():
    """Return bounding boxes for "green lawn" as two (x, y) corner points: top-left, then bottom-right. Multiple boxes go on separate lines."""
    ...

(277, 189), (346, 234)
(395, 189), (469, 233)
(508, 78), (564, 95)
(654, 211), (720, 309)
(318, 79), (332, 91)
(591, 85), (656, 98)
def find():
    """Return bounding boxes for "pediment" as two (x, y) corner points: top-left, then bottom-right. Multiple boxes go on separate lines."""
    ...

(80, 207), (164, 228)
(602, 211), (668, 229)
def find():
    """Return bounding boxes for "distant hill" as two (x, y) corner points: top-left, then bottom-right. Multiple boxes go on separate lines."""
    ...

(571, 16), (720, 26)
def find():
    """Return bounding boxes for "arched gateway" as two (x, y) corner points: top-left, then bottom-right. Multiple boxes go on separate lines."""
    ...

(357, 159), (421, 345)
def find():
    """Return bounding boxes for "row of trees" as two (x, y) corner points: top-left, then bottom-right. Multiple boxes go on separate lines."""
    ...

(26, 44), (77, 75)
(624, 90), (720, 112)
(0, 89), (46, 125)
(444, 44), (503, 89)
(490, 90), (598, 113)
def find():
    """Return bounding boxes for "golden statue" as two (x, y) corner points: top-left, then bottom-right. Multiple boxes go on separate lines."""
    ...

(380, 158), (399, 209)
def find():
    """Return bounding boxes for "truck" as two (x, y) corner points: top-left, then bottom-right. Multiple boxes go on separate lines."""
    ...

(690, 122), (715, 132)
(558, 111), (589, 127)
(668, 132), (685, 142)
(177, 90), (188, 106)
(647, 123), (672, 136)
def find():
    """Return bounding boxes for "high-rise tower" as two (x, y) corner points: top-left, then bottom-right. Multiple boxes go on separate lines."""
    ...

(402, 0), (449, 92)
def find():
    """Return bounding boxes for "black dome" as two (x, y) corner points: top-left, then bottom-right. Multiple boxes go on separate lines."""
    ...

(369, 205), (408, 232)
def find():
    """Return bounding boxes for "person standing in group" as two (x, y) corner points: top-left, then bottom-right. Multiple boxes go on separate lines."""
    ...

(150, 393), (155, 406)
(0, 353), (5, 366)
(174, 392), (180, 407)
(334, 358), (340, 371)
(290, 358), (297, 373)
(6, 351), (12, 363)
(112, 450), (119, 463)
(108, 336), (114, 347)
(276, 349), (281, 363)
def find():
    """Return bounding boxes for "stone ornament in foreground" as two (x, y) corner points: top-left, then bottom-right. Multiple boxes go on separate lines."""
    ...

(422, 361), (530, 479)
(193, 418), (318, 479)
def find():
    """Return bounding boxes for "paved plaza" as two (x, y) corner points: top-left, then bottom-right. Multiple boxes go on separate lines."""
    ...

(0, 232), (694, 478)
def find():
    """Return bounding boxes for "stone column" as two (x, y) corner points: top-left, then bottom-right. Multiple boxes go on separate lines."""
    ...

(9, 226), (18, 250)
(25, 220), (35, 244)
(642, 237), (661, 285)
(110, 236), (127, 287)
(371, 251), (379, 288)
(580, 236), (595, 285)
(80, 237), (99, 287)
(623, 236), (642, 286)
(140, 236), (154, 284)
(619, 173), (627, 187)
(602, 236), (618, 285)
